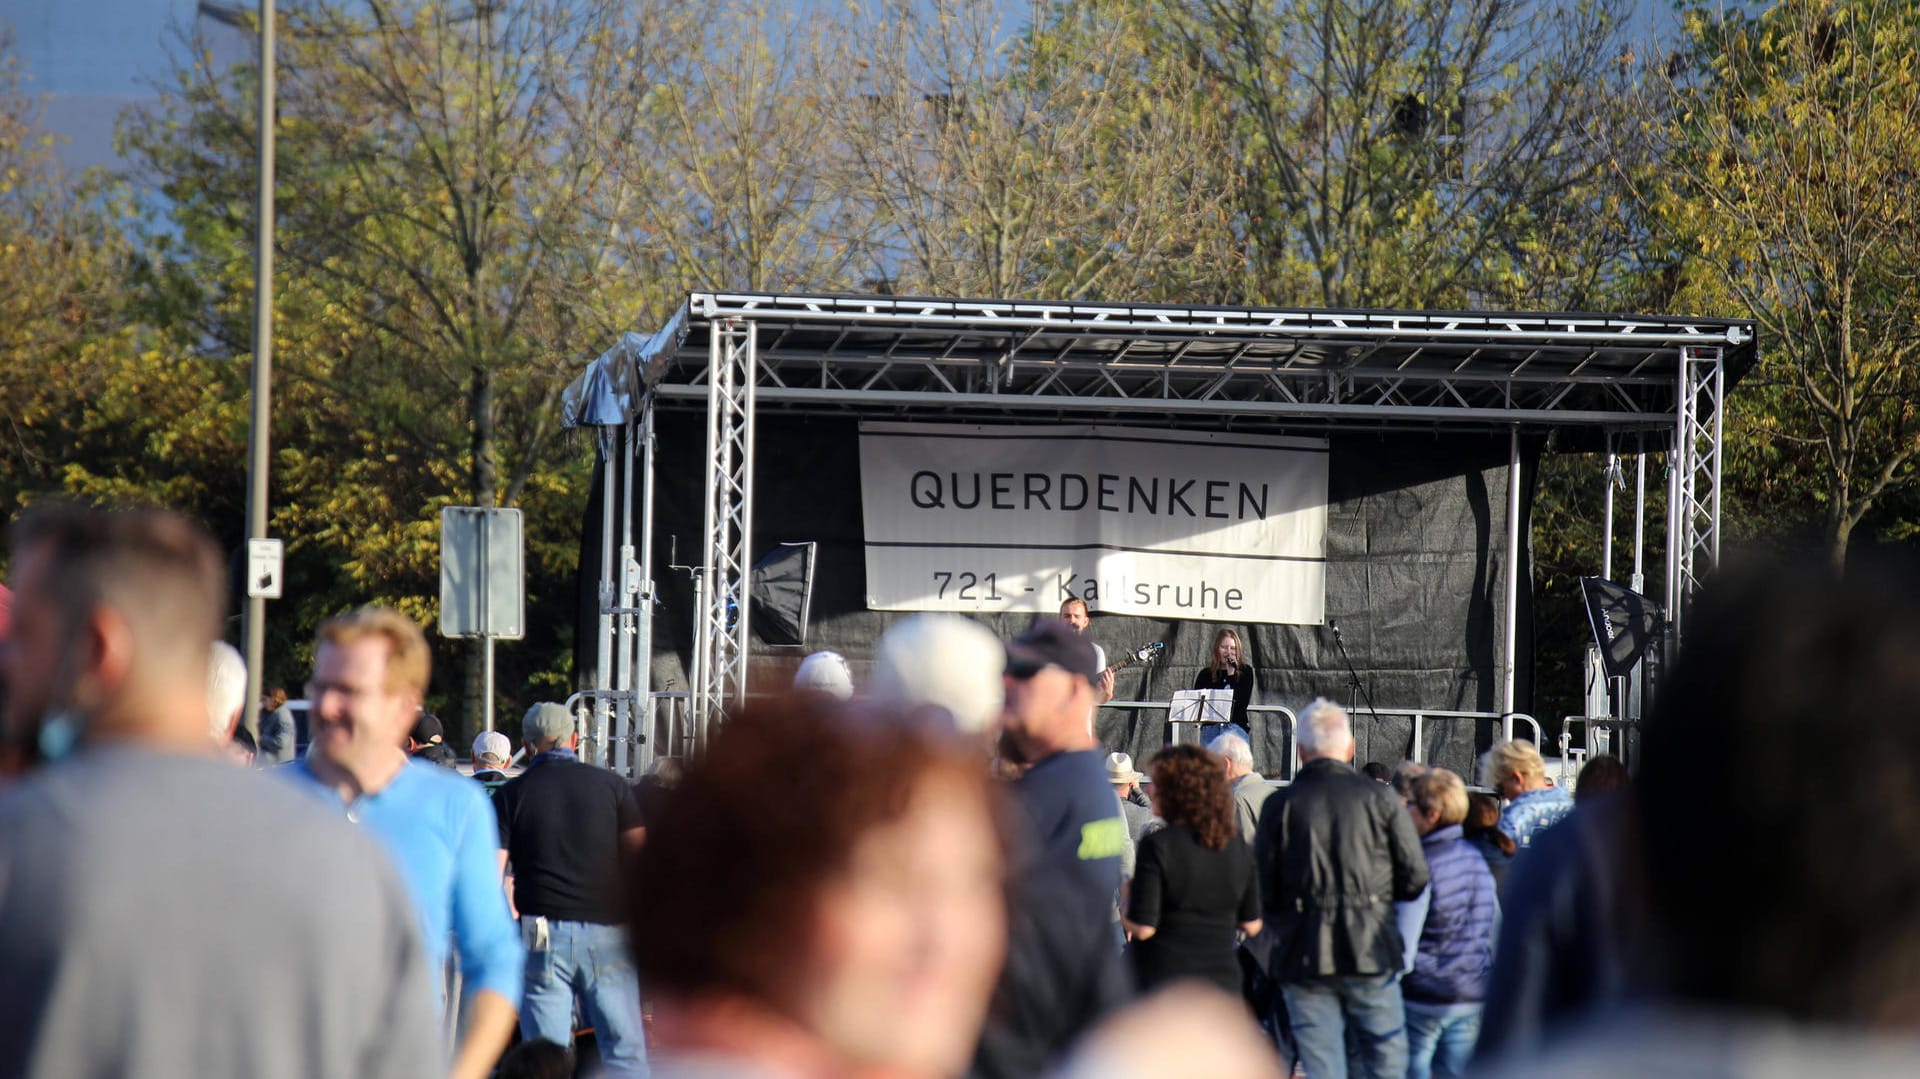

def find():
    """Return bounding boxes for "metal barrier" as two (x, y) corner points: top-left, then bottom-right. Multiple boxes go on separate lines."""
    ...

(564, 689), (694, 779)
(1559, 714), (1641, 786)
(1395, 709), (1543, 774)
(1103, 700), (1543, 780)
(1102, 700), (1300, 777)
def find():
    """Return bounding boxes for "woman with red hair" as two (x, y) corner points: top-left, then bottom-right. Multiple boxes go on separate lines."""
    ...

(1123, 744), (1263, 993)
(627, 696), (1008, 1079)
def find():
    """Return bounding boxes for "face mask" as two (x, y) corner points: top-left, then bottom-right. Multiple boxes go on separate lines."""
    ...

(37, 708), (80, 763)
(35, 612), (90, 765)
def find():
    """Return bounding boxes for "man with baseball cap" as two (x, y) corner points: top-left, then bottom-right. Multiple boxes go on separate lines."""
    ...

(408, 711), (457, 768)
(974, 618), (1133, 1079)
(471, 730), (512, 794)
(494, 702), (648, 1073)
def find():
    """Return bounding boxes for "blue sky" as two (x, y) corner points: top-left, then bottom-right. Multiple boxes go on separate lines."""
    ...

(5, 0), (1684, 173)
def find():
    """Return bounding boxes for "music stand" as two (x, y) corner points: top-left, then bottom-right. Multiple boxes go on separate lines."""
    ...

(1169, 689), (1232, 747)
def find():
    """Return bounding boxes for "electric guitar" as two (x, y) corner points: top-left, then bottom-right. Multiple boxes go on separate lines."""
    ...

(1105, 641), (1166, 676)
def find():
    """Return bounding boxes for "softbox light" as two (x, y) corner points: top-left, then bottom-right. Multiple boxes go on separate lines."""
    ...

(1581, 576), (1663, 680)
(750, 541), (817, 646)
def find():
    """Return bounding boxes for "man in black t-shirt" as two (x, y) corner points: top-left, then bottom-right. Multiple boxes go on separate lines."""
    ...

(494, 703), (647, 1073)
(971, 620), (1132, 1079)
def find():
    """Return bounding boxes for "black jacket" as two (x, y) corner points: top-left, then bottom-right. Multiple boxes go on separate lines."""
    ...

(1253, 757), (1429, 980)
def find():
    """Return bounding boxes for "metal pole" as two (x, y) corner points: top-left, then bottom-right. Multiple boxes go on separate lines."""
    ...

(594, 429), (617, 756)
(1503, 428), (1522, 718)
(733, 325), (759, 711)
(480, 511), (493, 732)
(1632, 453), (1646, 594)
(635, 396), (657, 777)
(1601, 451), (1616, 581)
(240, 0), (276, 740)
(612, 419), (636, 773)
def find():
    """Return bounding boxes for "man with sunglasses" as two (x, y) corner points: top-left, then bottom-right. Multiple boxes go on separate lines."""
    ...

(973, 619), (1132, 1079)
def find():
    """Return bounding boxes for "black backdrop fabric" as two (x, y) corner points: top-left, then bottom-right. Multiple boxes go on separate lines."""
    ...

(578, 414), (1538, 779)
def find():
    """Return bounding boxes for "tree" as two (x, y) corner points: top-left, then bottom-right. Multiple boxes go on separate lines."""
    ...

(1151, 0), (1653, 310)
(598, 2), (868, 296)
(1649, 0), (1920, 568)
(819, 0), (1241, 301)
(124, 0), (668, 728)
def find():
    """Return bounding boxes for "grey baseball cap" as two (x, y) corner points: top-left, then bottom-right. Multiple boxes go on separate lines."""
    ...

(522, 702), (573, 743)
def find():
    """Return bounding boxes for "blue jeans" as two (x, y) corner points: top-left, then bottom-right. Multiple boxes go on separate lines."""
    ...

(1404, 1002), (1481, 1079)
(1280, 973), (1408, 1079)
(521, 918), (648, 1075)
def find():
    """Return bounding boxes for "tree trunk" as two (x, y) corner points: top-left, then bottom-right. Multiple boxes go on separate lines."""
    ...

(1829, 505), (1853, 574)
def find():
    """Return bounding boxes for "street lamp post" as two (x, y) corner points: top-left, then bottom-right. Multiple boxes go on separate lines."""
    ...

(240, 0), (276, 739)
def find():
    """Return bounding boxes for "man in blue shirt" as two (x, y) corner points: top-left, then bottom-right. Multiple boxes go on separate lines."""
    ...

(289, 606), (524, 1079)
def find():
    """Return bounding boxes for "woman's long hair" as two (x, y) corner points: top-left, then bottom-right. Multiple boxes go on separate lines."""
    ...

(1150, 744), (1237, 850)
(1205, 628), (1244, 678)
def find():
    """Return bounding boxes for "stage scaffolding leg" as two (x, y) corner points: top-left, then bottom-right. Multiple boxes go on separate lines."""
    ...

(1678, 347), (1726, 610)
(1632, 453), (1646, 594)
(634, 396), (657, 777)
(610, 419), (635, 773)
(1602, 446), (1616, 581)
(1503, 427), (1521, 721)
(593, 427), (617, 762)
(693, 318), (758, 744)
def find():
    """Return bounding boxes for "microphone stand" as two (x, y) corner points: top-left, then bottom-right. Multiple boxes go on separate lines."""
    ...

(1329, 619), (1383, 733)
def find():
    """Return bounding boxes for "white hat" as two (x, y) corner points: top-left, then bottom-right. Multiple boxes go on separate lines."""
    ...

(1106, 752), (1144, 784)
(472, 730), (512, 767)
(794, 650), (855, 700)
(869, 614), (1006, 735)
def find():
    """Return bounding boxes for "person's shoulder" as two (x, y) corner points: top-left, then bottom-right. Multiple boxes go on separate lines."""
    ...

(398, 757), (492, 810)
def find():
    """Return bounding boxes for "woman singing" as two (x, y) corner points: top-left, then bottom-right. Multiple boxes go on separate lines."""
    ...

(1191, 628), (1254, 741)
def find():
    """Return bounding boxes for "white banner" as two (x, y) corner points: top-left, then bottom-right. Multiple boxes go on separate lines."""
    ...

(858, 423), (1328, 623)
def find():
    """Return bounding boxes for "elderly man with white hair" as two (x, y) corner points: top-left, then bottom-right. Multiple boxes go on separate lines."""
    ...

(1207, 730), (1270, 845)
(1254, 697), (1430, 1079)
(206, 640), (252, 763)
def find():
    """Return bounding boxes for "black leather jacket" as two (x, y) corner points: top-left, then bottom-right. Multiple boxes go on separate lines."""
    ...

(1254, 757), (1430, 979)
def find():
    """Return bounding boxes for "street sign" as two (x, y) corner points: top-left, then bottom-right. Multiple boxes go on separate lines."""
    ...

(246, 538), (284, 599)
(439, 507), (524, 639)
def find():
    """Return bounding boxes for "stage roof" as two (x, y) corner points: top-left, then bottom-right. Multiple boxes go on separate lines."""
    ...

(563, 291), (1757, 437)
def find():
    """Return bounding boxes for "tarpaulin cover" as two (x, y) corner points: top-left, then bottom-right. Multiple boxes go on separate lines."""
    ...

(578, 415), (1537, 779)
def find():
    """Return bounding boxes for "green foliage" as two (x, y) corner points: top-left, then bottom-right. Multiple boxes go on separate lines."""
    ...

(1149, 0), (1659, 310)
(13, 0), (1920, 730)
(1652, 0), (1920, 568)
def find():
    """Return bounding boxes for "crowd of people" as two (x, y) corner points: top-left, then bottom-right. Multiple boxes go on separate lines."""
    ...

(5, 500), (1920, 1078)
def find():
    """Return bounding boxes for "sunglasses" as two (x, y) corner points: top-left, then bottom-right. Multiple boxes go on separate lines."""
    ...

(1005, 657), (1055, 680)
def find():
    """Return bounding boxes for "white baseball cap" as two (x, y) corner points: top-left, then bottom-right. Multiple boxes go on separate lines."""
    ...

(472, 730), (511, 767)
(869, 614), (1006, 735)
(794, 650), (855, 700)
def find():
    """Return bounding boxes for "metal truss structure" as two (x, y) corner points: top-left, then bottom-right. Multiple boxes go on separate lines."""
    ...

(563, 291), (1756, 769)
(692, 319), (757, 742)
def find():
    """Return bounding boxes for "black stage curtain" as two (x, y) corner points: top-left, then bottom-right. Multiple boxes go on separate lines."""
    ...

(577, 414), (1538, 779)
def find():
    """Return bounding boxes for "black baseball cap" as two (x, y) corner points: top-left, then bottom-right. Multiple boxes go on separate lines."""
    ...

(1005, 618), (1102, 682)
(410, 711), (445, 746)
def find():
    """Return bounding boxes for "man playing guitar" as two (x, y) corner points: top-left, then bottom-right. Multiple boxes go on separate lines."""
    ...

(1060, 597), (1117, 704)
